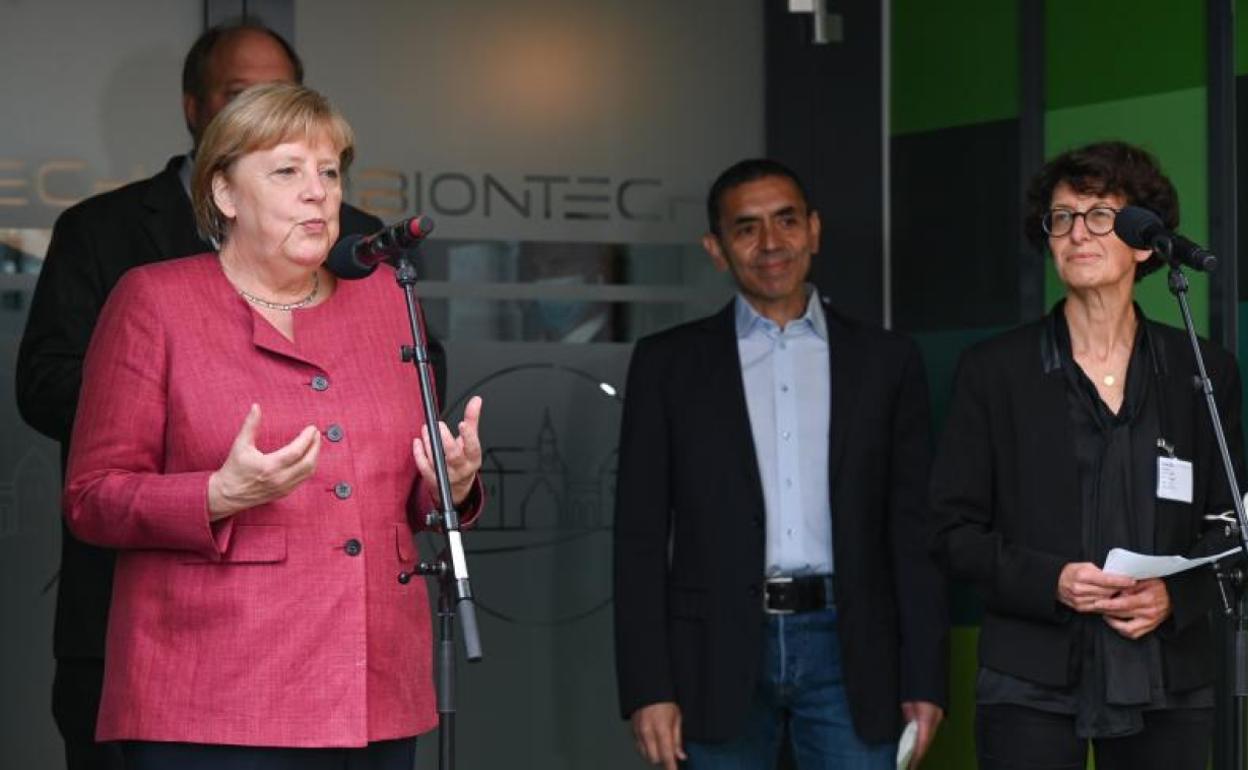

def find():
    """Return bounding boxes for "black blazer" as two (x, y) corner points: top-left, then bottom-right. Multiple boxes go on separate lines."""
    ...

(14, 156), (405, 697)
(930, 310), (1244, 693)
(613, 298), (949, 743)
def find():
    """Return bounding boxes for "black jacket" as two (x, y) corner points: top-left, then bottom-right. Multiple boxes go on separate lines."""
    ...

(930, 310), (1244, 693)
(613, 298), (949, 743)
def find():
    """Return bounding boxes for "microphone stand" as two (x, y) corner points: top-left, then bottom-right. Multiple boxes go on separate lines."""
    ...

(391, 249), (484, 770)
(1164, 251), (1248, 770)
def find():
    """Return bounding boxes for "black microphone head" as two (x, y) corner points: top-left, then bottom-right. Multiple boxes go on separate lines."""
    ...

(326, 232), (376, 280)
(1113, 206), (1165, 250)
(1173, 234), (1218, 272)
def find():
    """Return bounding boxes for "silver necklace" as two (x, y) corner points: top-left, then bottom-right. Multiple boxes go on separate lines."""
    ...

(237, 271), (319, 311)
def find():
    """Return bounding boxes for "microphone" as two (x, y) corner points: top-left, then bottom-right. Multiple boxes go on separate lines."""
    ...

(327, 215), (436, 279)
(1113, 206), (1217, 272)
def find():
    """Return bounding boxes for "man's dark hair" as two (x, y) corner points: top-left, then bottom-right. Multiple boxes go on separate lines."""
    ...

(181, 22), (304, 101)
(707, 158), (812, 236)
(1024, 140), (1178, 280)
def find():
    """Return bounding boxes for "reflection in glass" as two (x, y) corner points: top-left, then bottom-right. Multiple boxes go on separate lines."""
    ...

(418, 238), (731, 344)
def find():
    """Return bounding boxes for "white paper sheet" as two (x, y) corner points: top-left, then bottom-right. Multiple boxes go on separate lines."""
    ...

(896, 719), (918, 770)
(1102, 547), (1241, 579)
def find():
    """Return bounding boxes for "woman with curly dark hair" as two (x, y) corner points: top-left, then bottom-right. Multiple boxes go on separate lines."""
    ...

(931, 140), (1243, 770)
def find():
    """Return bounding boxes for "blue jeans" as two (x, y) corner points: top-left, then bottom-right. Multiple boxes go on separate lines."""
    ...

(685, 607), (895, 770)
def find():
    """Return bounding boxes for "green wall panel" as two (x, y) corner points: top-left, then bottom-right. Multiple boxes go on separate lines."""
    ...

(922, 627), (979, 770)
(1047, 0), (1206, 109)
(916, 326), (1005, 434)
(1044, 86), (1209, 334)
(1237, 0), (1248, 74)
(891, 0), (1018, 135)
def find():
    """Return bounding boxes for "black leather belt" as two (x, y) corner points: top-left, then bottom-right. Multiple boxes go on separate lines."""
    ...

(762, 575), (834, 615)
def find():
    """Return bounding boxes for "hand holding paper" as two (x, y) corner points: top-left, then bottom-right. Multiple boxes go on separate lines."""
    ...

(1096, 578), (1172, 639)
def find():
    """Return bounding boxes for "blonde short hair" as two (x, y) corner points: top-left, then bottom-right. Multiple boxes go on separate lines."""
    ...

(191, 82), (355, 245)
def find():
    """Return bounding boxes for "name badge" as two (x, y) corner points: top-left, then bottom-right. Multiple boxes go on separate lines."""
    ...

(1157, 456), (1193, 503)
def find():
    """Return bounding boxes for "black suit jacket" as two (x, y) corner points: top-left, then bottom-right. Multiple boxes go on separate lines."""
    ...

(613, 297), (949, 744)
(930, 310), (1244, 692)
(15, 156), (435, 723)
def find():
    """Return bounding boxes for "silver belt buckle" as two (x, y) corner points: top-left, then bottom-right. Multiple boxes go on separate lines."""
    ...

(763, 576), (794, 615)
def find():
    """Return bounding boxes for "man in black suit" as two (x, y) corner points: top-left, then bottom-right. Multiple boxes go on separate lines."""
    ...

(613, 159), (948, 769)
(15, 23), (396, 770)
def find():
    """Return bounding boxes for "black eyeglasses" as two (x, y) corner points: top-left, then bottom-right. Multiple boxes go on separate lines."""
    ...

(1042, 206), (1120, 237)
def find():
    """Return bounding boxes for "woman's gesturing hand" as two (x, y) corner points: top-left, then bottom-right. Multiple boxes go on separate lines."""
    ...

(207, 404), (322, 521)
(413, 396), (484, 506)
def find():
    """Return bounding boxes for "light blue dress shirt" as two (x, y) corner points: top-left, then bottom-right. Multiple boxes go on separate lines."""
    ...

(734, 288), (833, 577)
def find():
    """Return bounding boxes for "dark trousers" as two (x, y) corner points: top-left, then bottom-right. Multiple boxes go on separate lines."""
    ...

(53, 659), (125, 770)
(120, 738), (417, 770)
(976, 703), (1213, 770)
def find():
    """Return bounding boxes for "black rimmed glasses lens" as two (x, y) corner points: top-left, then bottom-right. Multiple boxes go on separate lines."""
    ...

(1042, 206), (1119, 237)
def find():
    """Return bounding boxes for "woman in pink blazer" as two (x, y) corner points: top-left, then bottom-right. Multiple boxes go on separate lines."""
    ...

(63, 83), (483, 769)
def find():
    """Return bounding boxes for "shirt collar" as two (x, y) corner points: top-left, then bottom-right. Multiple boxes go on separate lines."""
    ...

(733, 285), (828, 341)
(178, 152), (194, 199)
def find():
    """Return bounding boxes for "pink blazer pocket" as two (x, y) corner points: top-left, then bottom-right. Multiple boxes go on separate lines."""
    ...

(395, 522), (418, 564)
(183, 525), (287, 564)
